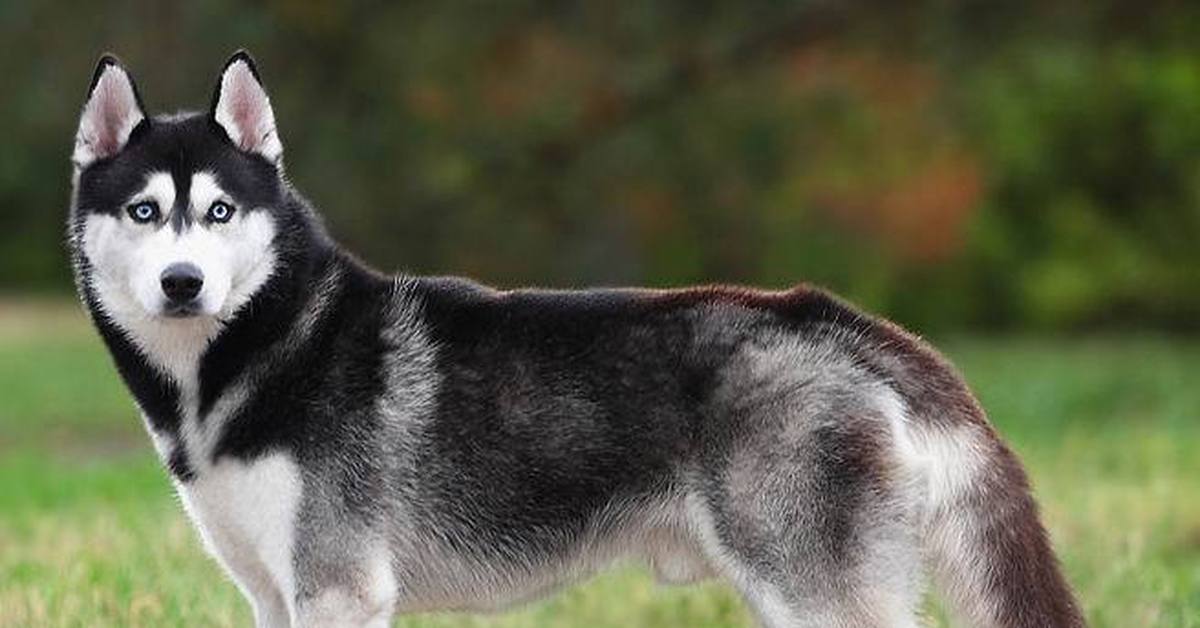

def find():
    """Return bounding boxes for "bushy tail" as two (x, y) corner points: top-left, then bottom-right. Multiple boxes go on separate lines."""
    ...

(916, 423), (1086, 627)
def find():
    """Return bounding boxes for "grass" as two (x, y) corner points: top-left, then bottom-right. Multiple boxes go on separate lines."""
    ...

(0, 299), (1197, 627)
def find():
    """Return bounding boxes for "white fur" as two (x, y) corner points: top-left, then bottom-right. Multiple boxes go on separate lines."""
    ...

(73, 63), (143, 168)
(644, 528), (713, 585)
(136, 222), (232, 316)
(162, 265), (355, 627)
(296, 541), (396, 628)
(177, 453), (302, 628)
(903, 422), (996, 627)
(189, 171), (226, 211)
(134, 172), (176, 210)
(683, 494), (801, 627)
(214, 60), (283, 162)
(81, 171), (276, 384)
(904, 422), (986, 509)
(80, 167), (293, 623)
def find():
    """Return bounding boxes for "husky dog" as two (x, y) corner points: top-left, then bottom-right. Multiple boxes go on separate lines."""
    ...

(68, 51), (1084, 628)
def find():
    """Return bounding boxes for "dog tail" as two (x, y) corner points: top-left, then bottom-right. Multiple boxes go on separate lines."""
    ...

(910, 416), (1086, 627)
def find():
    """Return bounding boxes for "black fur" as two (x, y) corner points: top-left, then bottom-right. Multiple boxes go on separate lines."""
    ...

(71, 54), (321, 480)
(69, 53), (1086, 626)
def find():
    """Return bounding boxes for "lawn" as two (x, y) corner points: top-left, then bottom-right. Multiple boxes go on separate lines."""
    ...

(0, 300), (1197, 627)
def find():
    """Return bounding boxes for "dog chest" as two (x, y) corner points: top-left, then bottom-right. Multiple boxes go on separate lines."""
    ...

(175, 452), (303, 604)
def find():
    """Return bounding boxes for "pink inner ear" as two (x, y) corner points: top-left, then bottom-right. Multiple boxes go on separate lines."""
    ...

(217, 62), (278, 158)
(227, 68), (264, 150)
(80, 68), (142, 160)
(95, 80), (130, 154)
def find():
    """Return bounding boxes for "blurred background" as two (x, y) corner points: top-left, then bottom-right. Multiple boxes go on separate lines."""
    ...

(1, 2), (1197, 627)
(4, 0), (1200, 332)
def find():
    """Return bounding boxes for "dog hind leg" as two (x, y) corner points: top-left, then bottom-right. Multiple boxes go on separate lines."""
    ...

(688, 386), (925, 627)
(688, 491), (922, 628)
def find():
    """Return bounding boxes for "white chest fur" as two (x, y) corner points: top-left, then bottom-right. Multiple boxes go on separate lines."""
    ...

(176, 452), (303, 624)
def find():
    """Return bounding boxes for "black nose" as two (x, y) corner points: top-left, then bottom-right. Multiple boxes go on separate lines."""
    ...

(160, 263), (204, 303)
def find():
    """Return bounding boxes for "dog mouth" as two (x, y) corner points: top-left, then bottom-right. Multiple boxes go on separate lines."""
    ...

(161, 302), (204, 318)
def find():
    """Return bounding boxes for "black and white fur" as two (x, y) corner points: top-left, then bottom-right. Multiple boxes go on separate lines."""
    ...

(68, 52), (1085, 627)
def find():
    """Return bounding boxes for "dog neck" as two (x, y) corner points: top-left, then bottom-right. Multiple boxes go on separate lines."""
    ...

(82, 220), (336, 463)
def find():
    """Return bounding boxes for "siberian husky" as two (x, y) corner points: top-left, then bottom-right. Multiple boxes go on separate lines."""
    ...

(68, 52), (1084, 627)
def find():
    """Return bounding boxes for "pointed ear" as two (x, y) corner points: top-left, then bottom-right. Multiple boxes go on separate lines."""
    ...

(74, 55), (146, 169)
(211, 51), (283, 163)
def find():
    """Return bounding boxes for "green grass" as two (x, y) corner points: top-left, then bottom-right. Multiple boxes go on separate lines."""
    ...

(1, 300), (1197, 627)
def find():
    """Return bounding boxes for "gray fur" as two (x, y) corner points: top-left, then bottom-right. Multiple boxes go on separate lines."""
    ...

(70, 53), (1084, 628)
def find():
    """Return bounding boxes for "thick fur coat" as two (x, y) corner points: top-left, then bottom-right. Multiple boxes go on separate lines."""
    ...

(68, 52), (1085, 627)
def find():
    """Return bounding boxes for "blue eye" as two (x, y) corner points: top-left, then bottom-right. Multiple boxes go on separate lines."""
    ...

(127, 201), (159, 223)
(207, 201), (236, 223)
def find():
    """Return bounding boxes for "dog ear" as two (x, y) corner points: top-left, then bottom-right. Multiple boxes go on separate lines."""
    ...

(210, 51), (283, 163)
(74, 55), (146, 169)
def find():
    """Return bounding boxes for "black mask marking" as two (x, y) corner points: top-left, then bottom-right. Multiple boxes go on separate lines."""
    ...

(169, 171), (194, 234)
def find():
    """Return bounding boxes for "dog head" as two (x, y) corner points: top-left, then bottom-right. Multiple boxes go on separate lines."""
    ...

(70, 52), (292, 328)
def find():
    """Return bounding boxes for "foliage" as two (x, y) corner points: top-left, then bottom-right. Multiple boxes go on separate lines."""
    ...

(1, 2), (1197, 332)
